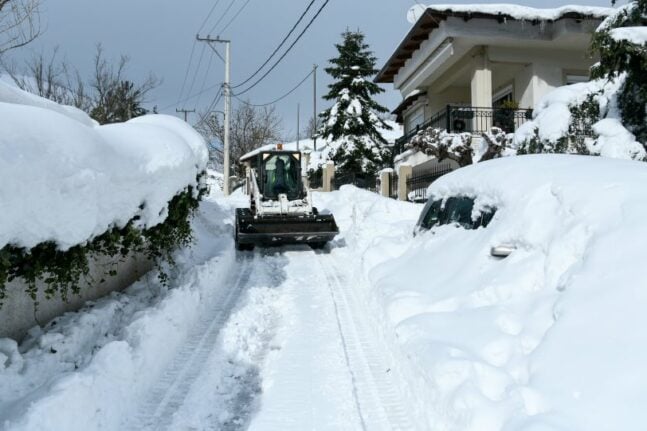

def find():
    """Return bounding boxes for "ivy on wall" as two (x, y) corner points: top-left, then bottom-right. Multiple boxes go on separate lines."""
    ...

(0, 176), (207, 308)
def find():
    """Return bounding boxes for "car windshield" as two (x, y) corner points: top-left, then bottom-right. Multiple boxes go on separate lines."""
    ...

(418, 196), (496, 231)
(261, 154), (302, 200)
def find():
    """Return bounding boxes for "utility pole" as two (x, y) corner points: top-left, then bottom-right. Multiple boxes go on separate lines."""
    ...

(297, 103), (300, 151)
(175, 108), (195, 122)
(313, 64), (318, 152)
(197, 35), (231, 196)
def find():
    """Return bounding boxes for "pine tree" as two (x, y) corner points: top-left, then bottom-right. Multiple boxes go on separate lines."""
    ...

(591, 0), (647, 145)
(318, 31), (392, 177)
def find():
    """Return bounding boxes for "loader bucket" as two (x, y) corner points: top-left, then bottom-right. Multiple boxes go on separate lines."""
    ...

(235, 208), (339, 250)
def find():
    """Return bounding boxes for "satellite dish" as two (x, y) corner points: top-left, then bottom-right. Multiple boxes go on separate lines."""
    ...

(407, 4), (427, 24)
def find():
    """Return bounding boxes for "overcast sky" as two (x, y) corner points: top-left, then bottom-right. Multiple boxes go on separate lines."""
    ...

(10, 0), (617, 138)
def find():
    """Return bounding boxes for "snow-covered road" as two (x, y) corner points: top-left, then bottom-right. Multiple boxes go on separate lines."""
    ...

(0, 187), (419, 431)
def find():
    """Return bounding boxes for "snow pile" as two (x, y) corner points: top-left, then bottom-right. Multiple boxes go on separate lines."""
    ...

(513, 76), (646, 160)
(0, 190), (258, 430)
(423, 4), (614, 21)
(355, 155), (647, 430)
(241, 120), (402, 172)
(0, 80), (208, 250)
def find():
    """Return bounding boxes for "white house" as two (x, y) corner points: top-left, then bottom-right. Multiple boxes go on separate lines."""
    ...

(376, 4), (613, 172)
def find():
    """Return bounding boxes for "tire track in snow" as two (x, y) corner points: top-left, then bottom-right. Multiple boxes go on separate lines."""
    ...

(129, 254), (254, 431)
(318, 252), (416, 431)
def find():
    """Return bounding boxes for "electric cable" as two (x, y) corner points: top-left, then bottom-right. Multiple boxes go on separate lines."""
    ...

(233, 0), (329, 96)
(231, 0), (318, 89)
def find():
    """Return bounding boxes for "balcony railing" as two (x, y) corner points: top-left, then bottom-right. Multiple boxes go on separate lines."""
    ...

(393, 105), (533, 157)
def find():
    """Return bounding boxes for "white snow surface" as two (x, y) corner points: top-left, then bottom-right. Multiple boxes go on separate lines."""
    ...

(3, 154), (647, 430)
(609, 26), (647, 44)
(0, 80), (208, 250)
(513, 75), (646, 160)
(424, 4), (614, 20)
(368, 155), (647, 430)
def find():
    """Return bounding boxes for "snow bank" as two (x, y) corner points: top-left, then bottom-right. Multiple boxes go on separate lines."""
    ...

(0, 191), (240, 430)
(365, 155), (647, 430)
(0, 80), (208, 250)
(424, 4), (614, 21)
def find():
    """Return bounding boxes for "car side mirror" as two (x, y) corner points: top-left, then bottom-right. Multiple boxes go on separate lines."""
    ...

(490, 244), (516, 258)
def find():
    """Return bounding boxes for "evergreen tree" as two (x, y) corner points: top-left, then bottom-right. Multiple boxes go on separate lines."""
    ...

(591, 0), (647, 145)
(318, 31), (391, 177)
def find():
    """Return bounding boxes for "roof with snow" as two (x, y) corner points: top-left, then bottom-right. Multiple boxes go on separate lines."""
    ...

(375, 4), (614, 83)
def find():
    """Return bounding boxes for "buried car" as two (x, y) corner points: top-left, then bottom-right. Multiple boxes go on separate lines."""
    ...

(374, 154), (647, 430)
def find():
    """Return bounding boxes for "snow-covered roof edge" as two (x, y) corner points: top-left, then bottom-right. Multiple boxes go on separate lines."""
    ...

(376, 4), (614, 83)
(425, 4), (614, 22)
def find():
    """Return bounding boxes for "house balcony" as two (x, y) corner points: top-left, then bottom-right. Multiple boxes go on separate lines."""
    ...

(393, 104), (533, 157)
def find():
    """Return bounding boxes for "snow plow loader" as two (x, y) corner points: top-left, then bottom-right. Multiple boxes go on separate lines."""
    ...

(235, 147), (339, 251)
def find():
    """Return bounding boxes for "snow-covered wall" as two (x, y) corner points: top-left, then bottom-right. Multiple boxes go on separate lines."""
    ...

(0, 254), (153, 341)
(0, 80), (209, 251)
(0, 81), (209, 339)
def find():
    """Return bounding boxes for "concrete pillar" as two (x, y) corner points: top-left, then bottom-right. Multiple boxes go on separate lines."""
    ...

(322, 161), (335, 192)
(302, 150), (311, 189)
(397, 164), (412, 201)
(379, 170), (391, 197)
(471, 48), (492, 132)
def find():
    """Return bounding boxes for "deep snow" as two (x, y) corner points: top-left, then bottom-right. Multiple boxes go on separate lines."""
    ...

(0, 80), (208, 251)
(3, 155), (647, 430)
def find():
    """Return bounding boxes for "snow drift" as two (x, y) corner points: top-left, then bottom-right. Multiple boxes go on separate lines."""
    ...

(0, 80), (208, 251)
(361, 155), (647, 430)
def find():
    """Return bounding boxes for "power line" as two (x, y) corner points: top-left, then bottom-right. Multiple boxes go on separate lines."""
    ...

(185, 44), (207, 107)
(198, 0), (224, 33)
(208, 0), (238, 35)
(161, 82), (221, 111)
(194, 50), (216, 109)
(176, 40), (198, 107)
(234, 69), (313, 107)
(233, 0), (329, 97)
(231, 0), (318, 89)
(220, 0), (253, 33)
(194, 86), (224, 128)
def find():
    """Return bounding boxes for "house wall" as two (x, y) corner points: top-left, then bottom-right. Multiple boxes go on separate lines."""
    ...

(415, 49), (593, 115)
(427, 86), (471, 117)
(0, 253), (153, 341)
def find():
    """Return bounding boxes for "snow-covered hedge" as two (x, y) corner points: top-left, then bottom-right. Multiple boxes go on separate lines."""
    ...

(513, 2), (647, 161)
(512, 76), (646, 160)
(0, 81), (208, 302)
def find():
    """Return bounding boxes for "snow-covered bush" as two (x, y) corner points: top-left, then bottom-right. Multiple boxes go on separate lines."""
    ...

(408, 127), (515, 167)
(0, 81), (208, 304)
(514, 1), (647, 161)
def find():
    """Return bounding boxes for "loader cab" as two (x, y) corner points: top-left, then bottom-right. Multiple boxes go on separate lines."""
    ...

(241, 150), (306, 202)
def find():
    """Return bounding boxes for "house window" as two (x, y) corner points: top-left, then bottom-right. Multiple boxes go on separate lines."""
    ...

(492, 84), (514, 107)
(405, 106), (425, 134)
(565, 74), (589, 85)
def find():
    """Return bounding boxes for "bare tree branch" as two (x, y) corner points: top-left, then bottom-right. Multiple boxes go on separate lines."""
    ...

(0, 0), (41, 56)
(196, 102), (283, 175)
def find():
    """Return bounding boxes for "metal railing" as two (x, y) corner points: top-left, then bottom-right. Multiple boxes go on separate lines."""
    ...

(394, 104), (533, 156)
(406, 163), (453, 202)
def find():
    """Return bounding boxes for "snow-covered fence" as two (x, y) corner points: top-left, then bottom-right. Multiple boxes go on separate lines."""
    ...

(406, 163), (454, 202)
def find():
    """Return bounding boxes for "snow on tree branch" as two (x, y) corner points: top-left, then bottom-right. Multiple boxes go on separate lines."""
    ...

(408, 127), (515, 167)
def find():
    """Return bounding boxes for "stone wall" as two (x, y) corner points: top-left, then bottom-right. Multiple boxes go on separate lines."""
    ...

(0, 254), (153, 341)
